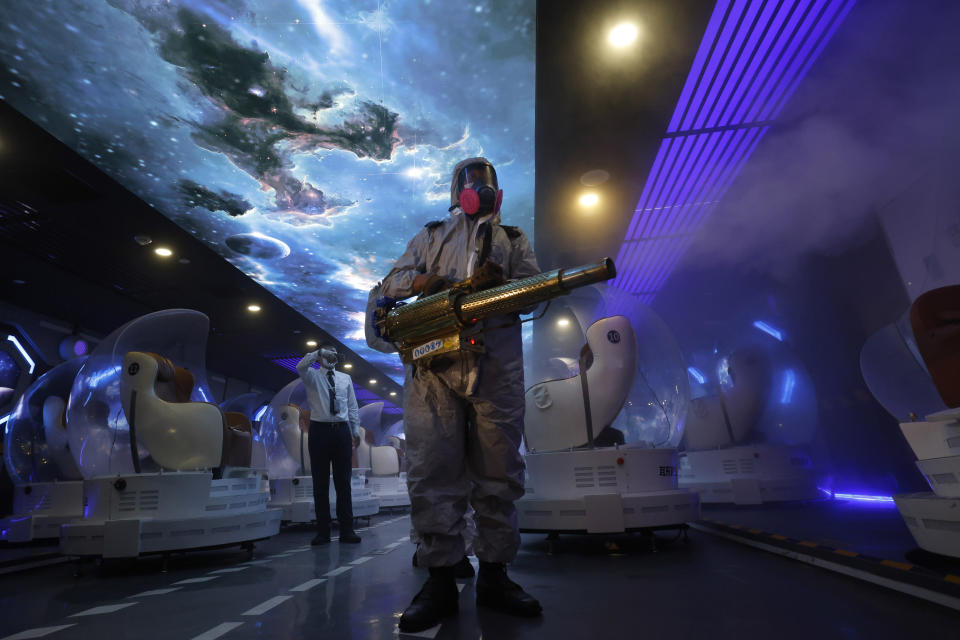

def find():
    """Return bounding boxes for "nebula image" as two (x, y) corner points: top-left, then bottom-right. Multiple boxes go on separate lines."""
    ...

(0, 0), (535, 382)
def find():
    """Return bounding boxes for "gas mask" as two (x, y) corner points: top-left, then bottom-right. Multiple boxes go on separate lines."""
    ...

(457, 161), (503, 217)
(320, 348), (338, 369)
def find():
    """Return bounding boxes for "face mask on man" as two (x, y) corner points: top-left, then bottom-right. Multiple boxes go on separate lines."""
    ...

(320, 348), (338, 368)
(458, 162), (502, 217)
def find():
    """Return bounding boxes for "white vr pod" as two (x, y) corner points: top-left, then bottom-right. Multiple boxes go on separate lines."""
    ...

(871, 291), (960, 559)
(260, 378), (379, 523)
(895, 408), (960, 558)
(679, 346), (820, 505)
(357, 401), (409, 508)
(517, 312), (699, 535)
(59, 309), (281, 558)
(2, 358), (86, 542)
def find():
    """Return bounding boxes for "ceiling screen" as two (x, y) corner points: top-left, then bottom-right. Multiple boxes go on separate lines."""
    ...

(0, 0), (536, 382)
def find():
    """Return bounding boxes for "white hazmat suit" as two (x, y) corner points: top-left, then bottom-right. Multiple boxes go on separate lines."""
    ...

(377, 157), (540, 567)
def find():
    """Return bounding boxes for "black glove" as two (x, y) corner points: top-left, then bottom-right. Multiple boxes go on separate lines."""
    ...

(469, 260), (506, 292)
(417, 274), (455, 296)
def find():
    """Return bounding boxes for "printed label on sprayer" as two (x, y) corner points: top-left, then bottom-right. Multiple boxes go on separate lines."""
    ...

(413, 339), (444, 360)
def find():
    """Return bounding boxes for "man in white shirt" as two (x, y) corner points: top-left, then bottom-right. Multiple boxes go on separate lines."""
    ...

(296, 343), (362, 545)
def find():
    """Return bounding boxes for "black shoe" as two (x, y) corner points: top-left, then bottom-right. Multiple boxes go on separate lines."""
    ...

(398, 567), (459, 633)
(476, 562), (542, 617)
(454, 555), (475, 579)
(311, 533), (331, 546)
(339, 531), (361, 544)
(412, 549), (419, 567)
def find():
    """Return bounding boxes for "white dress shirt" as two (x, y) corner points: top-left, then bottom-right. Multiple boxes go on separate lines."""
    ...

(296, 351), (360, 435)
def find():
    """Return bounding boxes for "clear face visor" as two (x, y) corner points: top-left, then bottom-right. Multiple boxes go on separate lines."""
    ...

(458, 163), (498, 194)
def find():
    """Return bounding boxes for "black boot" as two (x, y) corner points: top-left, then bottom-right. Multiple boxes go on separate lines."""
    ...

(454, 555), (475, 579)
(339, 531), (361, 544)
(311, 527), (331, 546)
(476, 562), (542, 617)
(398, 566), (459, 633)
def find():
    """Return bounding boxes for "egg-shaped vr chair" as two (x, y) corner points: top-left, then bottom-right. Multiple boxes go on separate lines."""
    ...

(884, 286), (960, 559)
(517, 288), (699, 536)
(356, 401), (408, 508)
(678, 342), (821, 505)
(1, 358), (85, 541)
(59, 309), (280, 558)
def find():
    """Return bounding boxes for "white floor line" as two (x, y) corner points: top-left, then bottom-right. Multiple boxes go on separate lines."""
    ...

(189, 621), (244, 640)
(349, 556), (372, 565)
(289, 578), (327, 592)
(129, 587), (182, 598)
(173, 576), (220, 585)
(69, 603), (138, 617)
(241, 595), (293, 616)
(1, 624), (77, 640)
(384, 542), (402, 550)
(241, 559), (273, 566)
(689, 523), (960, 612)
(208, 567), (249, 575)
(394, 623), (441, 639)
(267, 553), (293, 559)
(324, 566), (351, 577)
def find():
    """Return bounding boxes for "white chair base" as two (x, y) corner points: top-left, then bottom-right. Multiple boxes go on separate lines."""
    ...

(895, 492), (960, 559)
(518, 447), (699, 533)
(369, 473), (410, 508)
(268, 475), (381, 523)
(59, 468), (280, 557)
(1, 480), (84, 542)
(679, 445), (821, 505)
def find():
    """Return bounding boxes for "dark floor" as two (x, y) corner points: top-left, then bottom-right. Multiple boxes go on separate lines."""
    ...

(702, 498), (921, 562)
(1, 510), (959, 640)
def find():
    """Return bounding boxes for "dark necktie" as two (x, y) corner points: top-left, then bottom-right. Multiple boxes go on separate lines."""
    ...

(327, 369), (338, 416)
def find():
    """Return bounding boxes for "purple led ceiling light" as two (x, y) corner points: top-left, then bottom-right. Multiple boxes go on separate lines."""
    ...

(612, 0), (855, 300)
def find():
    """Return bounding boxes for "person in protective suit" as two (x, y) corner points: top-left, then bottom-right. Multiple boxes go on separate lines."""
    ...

(372, 158), (542, 632)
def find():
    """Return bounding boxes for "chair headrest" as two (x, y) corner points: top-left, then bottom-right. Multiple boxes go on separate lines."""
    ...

(142, 352), (195, 403)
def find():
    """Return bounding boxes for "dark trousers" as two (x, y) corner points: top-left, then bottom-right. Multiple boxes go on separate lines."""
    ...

(309, 420), (355, 534)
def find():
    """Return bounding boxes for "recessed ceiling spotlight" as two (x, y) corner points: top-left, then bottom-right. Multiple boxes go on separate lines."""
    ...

(389, 391), (397, 397)
(580, 169), (610, 186)
(369, 379), (377, 385)
(344, 363), (353, 369)
(247, 304), (261, 313)
(579, 193), (599, 207)
(154, 247), (173, 257)
(178, 258), (190, 264)
(306, 340), (317, 347)
(609, 22), (638, 48)
(557, 318), (570, 327)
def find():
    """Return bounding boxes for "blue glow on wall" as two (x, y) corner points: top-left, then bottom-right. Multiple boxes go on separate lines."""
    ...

(780, 368), (796, 403)
(6, 335), (35, 374)
(687, 366), (707, 385)
(612, 0), (856, 303)
(753, 320), (784, 341)
(0, 1), (535, 384)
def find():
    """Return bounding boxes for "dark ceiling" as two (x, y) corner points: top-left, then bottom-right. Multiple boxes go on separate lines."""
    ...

(0, 0), (713, 394)
(535, 0), (713, 270)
